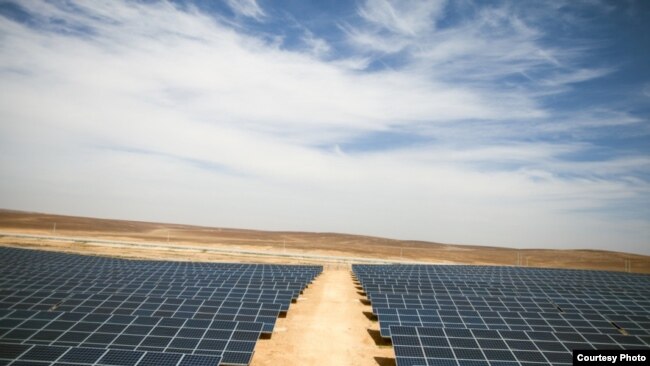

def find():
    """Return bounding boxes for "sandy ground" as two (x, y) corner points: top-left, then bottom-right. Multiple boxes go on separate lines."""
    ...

(251, 268), (394, 366)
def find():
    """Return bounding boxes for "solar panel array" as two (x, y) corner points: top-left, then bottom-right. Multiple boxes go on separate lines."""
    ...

(0, 247), (322, 366)
(353, 264), (650, 366)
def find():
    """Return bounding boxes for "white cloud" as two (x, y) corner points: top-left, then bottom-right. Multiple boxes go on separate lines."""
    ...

(0, 0), (647, 254)
(225, 0), (265, 20)
(358, 0), (446, 35)
(539, 68), (613, 87)
(349, 0), (610, 96)
(301, 30), (331, 58)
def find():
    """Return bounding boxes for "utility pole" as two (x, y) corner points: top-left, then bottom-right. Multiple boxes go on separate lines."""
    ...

(167, 230), (170, 243)
(283, 239), (286, 253)
(53, 223), (56, 235)
(625, 259), (630, 273)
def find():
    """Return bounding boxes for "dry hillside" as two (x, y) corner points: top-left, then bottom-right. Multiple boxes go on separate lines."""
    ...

(0, 209), (647, 273)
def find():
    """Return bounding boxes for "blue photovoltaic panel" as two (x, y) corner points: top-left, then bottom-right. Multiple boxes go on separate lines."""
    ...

(353, 264), (650, 366)
(390, 325), (650, 366)
(0, 247), (322, 366)
(0, 342), (31, 359)
(99, 349), (145, 365)
(59, 347), (107, 363)
(178, 354), (223, 366)
(0, 342), (220, 366)
(375, 307), (650, 337)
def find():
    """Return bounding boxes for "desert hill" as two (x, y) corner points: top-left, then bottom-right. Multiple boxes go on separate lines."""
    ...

(0, 209), (647, 273)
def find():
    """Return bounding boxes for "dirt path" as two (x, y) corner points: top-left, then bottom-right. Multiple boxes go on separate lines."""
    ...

(250, 267), (394, 366)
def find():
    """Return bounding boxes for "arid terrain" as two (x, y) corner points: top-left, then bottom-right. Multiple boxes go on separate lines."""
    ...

(0, 209), (648, 272)
(1, 209), (649, 366)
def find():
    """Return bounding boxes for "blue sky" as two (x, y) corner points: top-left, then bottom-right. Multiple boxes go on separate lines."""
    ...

(0, 0), (648, 254)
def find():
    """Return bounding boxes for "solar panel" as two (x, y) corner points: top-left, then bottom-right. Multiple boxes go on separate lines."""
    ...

(0, 342), (222, 366)
(375, 308), (649, 337)
(0, 247), (323, 365)
(58, 346), (107, 363)
(2, 292), (283, 333)
(99, 349), (145, 365)
(390, 325), (650, 366)
(368, 293), (560, 314)
(352, 264), (650, 366)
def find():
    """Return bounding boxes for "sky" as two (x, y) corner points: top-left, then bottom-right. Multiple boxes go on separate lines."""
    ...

(0, 0), (649, 254)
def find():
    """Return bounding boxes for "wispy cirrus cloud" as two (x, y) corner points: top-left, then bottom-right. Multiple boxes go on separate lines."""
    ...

(358, 0), (446, 36)
(225, 0), (265, 20)
(0, 0), (647, 254)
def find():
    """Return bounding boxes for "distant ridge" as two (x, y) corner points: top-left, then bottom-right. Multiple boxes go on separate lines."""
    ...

(0, 208), (648, 273)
